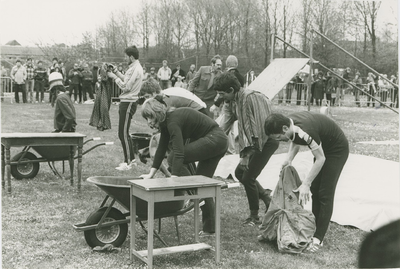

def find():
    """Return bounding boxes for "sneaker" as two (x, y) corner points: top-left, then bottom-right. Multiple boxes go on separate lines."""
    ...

(242, 216), (261, 226)
(74, 101), (78, 104)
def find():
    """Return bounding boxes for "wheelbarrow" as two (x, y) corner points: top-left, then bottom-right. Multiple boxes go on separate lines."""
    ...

(73, 176), (195, 248)
(10, 138), (113, 179)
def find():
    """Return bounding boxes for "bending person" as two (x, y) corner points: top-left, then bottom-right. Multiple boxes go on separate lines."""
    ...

(264, 112), (349, 252)
(140, 99), (228, 236)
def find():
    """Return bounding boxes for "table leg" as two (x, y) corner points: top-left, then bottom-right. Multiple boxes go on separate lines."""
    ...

(215, 187), (221, 263)
(5, 146), (11, 193)
(194, 199), (199, 242)
(1, 144), (5, 189)
(69, 146), (74, 186)
(130, 187), (136, 262)
(77, 141), (83, 191)
(147, 194), (155, 269)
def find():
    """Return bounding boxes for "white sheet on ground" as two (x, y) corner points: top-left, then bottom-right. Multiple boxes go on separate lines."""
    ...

(214, 151), (400, 232)
(247, 58), (309, 99)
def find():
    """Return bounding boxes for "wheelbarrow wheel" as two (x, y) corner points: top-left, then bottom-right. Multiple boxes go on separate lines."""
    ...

(11, 152), (40, 180)
(84, 207), (128, 248)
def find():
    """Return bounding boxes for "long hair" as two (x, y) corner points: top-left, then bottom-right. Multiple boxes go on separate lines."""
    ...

(141, 98), (167, 124)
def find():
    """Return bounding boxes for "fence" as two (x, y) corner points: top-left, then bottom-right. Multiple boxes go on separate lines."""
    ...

(1, 76), (13, 102)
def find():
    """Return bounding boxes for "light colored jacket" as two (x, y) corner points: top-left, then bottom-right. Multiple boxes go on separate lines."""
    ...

(11, 65), (27, 84)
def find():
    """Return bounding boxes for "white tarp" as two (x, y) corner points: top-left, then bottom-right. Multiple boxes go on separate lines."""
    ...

(214, 151), (400, 232)
(247, 58), (309, 99)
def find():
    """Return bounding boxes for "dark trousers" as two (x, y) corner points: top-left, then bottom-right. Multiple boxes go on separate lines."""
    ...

(391, 88), (398, 108)
(35, 80), (45, 102)
(69, 84), (80, 102)
(118, 102), (137, 163)
(381, 91), (388, 103)
(367, 84), (375, 107)
(311, 142), (349, 242)
(235, 138), (279, 215)
(14, 83), (26, 103)
(160, 80), (169, 90)
(326, 93), (332, 104)
(296, 88), (302, 105)
(82, 81), (94, 101)
(168, 127), (228, 233)
(286, 85), (293, 103)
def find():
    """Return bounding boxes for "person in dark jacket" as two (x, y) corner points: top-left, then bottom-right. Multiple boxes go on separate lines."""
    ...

(34, 61), (47, 103)
(49, 72), (76, 132)
(140, 98), (228, 236)
(170, 64), (186, 87)
(81, 63), (94, 102)
(264, 112), (349, 253)
(68, 63), (83, 103)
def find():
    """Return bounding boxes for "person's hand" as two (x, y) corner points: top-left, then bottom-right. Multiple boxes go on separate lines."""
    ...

(293, 183), (311, 206)
(74, 72), (78, 75)
(139, 174), (153, 179)
(107, 72), (117, 80)
(281, 160), (291, 169)
(239, 156), (250, 171)
(210, 105), (218, 113)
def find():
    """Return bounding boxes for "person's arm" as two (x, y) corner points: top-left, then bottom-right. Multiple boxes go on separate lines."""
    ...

(157, 69), (162, 80)
(294, 146), (325, 205)
(140, 130), (170, 179)
(109, 68), (140, 93)
(218, 102), (236, 133)
(282, 142), (301, 168)
(68, 69), (74, 79)
(187, 68), (201, 92)
(58, 98), (76, 132)
(10, 67), (15, 81)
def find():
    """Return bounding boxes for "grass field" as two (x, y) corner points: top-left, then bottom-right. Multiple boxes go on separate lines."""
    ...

(1, 96), (399, 269)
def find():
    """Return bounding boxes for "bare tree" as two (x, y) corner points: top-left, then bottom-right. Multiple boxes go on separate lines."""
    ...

(138, 0), (152, 59)
(170, 0), (191, 58)
(354, 1), (381, 62)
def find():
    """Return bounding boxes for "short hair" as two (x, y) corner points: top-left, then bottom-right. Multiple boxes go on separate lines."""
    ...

(52, 57), (58, 62)
(139, 78), (162, 97)
(141, 98), (167, 124)
(37, 60), (43, 64)
(211, 55), (222, 64)
(264, 113), (291, 135)
(58, 60), (63, 64)
(27, 58), (32, 61)
(162, 60), (168, 64)
(16, 59), (21, 63)
(52, 85), (65, 92)
(213, 71), (241, 93)
(358, 220), (400, 268)
(125, 46), (139, 59)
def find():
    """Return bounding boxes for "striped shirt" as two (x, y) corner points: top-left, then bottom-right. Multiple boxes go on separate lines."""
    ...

(25, 64), (35, 80)
(114, 60), (143, 102)
(219, 88), (272, 156)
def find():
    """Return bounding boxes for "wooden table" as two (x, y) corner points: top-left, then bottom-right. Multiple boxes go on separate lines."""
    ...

(129, 176), (222, 269)
(1, 133), (86, 193)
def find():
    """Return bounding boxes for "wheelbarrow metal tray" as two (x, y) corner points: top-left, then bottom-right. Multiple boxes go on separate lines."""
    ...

(31, 145), (76, 161)
(87, 176), (184, 219)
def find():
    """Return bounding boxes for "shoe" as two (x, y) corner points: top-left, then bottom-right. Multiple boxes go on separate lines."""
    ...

(257, 234), (268, 242)
(199, 231), (215, 237)
(74, 101), (78, 104)
(242, 216), (261, 226)
(304, 237), (323, 253)
(115, 160), (137, 171)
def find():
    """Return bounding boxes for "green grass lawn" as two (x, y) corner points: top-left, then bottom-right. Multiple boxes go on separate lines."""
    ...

(1, 97), (399, 269)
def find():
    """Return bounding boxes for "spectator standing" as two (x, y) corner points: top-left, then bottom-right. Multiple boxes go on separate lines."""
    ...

(10, 60), (27, 103)
(312, 71), (325, 106)
(48, 57), (59, 75)
(186, 64), (196, 86)
(390, 74), (398, 108)
(188, 55), (223, 118)
(24, 58), (35, 103)
(89, 65), (112, 131)
(81, 63), (94, 102)
(92, 61), (99, 92)
(286, 76), (295, 104)
(379, 75), (389, 104)
(367, 72), (377, 107)
(68, 63), (83, 104)
(33, 61), (47, 103)
(58, 60), (67, 84)
(324, 72), (333, 105)
(352, 72), (362, 107)
(214, 72), (279, 226)
(147, 67), (157, 80)
(157, 60), (172, 90)
(170, 64), (186, 87)
(107, 45), (144, 171)
(1, 65), (8, 101)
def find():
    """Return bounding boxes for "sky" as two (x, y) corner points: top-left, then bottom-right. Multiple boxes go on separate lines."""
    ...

(0, 0), (398, 47)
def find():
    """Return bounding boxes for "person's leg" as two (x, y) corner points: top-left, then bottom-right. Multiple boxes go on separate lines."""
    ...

(88, 82), (94, 99)
(296, 88), (302, 105)
(82, 82), (87, 102)
(39, 81), (44, 102)
(234, 138), (279, 220)
(311, 148), (349, 242)
(14, 84), (20, 103)
(21, 84), (27, 103)
(78, 84), (83, 103)
(118, 102), (137, 165)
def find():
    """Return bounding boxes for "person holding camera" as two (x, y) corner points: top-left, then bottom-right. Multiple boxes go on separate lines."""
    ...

(107, 46), (144, 171)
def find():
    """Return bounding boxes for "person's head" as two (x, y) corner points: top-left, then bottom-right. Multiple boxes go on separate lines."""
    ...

(27, 58), (33, 65)
(226, 55), (238, 71)
(214, 72), (241, 101)
(124, 46), (139, 64)
(264, 113), (292, 141)
(141, 98), (168, 130)
(73, 63), (79, 70)
(150, 67), (155, 73)
(162, 60), (168, 67)
(176, 64), (180, 70)
(358, 220), (400, 268)
(97, 75), (102, 82)
(52, 57), (58, 64)
(139, 78), (162, 99)
(211, 55), (222, 72)
(58, 60), (64, 67)
(16, 59), (22, 67)
(346, 67), (351, 73)
(83, 63), (89, 70)
(37, 61), (43, 68)
(189, 64), (195, 71)
(118, 65), (123, 71)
